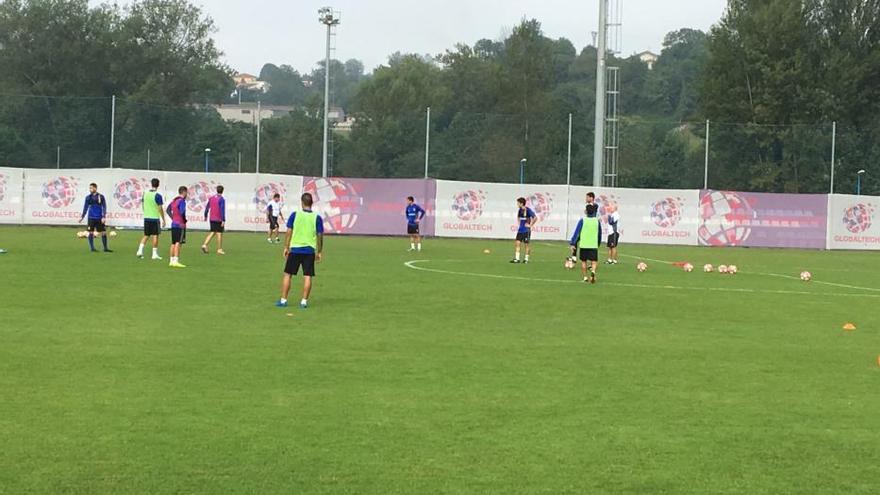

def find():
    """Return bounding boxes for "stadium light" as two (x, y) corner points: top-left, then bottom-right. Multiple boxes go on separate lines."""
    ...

(319, 7), (340, 178)
(204, 148), (212, 173)
(857, 169), (866, 195)
(520, 159), (527, 185)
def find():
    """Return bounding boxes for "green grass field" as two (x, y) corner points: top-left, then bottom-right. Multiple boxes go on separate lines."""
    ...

(1, 225), (879, 494)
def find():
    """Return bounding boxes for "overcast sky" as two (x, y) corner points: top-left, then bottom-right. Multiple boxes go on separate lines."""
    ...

(98, 0), (729, 75)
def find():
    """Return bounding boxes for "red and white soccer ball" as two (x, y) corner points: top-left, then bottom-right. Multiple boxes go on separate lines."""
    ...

(564, 257), (576, 270)
(683, 263), (694, 272)
(703, 263), (714, 273)
(800, 271), (812, 282)
(728, 265), (738, 275)
(718, 264), (729, 274)
(636, 262), (648, 272)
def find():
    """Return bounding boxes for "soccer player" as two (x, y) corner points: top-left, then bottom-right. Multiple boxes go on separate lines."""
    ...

(276, 192), (324, 309)
(586, 191), (596, 209)
(137, 178), (166, 260)
(166, 186), (188, 268)
(266, 193), (284, 243)
(0, 249), (6, 254)
(606, 208), (621, 264)
(79, 183), (112, 252)
(569, 203), (603, 283)
(405, 196), (426, 251)
(510, 197), (536, 264)
(201, 185), (226, 255)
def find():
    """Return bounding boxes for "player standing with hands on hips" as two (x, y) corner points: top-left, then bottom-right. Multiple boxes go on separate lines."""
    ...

(405, 196), (426, 252)
(511, 197), (536, 264)
(605, 208), (620, 264)
(79, 183), (112, 253)
(201, 185), (226, 255)
(276, 193), (324, 310)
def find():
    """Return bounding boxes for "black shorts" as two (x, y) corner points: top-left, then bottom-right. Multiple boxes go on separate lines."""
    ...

(284, 252), (316, 276)
(87, 218), (106, 233)
(607, 232), (620, 248)
(171, 227), (184, 245)
(579, 248), (599, 262)
(515, 231), (531, 243)
(407, 224), (420, 235)
(268, 215), (279, 230)
(144, 220), (160, 236)
(210, 221), (225, 233)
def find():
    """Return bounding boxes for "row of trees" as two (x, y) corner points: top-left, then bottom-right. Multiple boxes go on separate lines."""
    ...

(1, 0), (878, 193)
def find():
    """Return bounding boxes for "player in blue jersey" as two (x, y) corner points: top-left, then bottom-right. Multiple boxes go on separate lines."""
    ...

(510, 197), (536, 264)
(79, 183), (112, 252)
(405, 196), (426, 252)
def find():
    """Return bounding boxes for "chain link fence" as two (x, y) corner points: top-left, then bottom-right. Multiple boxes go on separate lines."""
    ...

(0, 94), (877, 194)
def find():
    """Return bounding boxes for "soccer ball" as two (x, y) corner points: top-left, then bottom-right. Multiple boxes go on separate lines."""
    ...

(109, 231), (117, 238)
(76, 231), (86, 238)
(800, 271), (812, 282)
(728, 265), (738, 275)
(564, 257), (576, 270)
(703, 263), (714, 273)
(637, 262), (648, 272)
(683, 263), (694, 272)
(718, 264), (729, 274)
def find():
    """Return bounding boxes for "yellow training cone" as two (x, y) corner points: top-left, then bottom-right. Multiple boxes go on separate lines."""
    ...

(843, 323), (856, 331)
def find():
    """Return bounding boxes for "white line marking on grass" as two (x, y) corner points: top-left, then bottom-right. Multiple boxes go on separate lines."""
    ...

(403, 260), (880, 299)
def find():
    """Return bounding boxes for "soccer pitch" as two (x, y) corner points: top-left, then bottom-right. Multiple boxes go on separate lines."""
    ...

(1, 226), (879, 494)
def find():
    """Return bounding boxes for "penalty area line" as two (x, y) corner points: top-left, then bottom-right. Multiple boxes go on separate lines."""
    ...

(403, 260), (880, 299)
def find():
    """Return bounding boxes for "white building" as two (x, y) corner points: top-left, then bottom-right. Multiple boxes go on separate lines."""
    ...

(637, 51), (660, 70)
(212, 103), (295, 125)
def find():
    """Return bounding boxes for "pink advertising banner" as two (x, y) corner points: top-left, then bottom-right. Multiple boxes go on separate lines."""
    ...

(302, 177), (435, 236)
(698, 190), (828, 249)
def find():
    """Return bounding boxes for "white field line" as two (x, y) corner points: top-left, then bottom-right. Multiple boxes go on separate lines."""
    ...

(538, 242), (880, 293)
(404, 260), (880, 299)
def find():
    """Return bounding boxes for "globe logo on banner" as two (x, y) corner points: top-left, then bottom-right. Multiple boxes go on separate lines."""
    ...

(651, 196), (684, 228)
(0, 173), (7, 202)
(451, 190), (485, 221)
(42, 176), (78, 208)
(698, 190), (755, 246)
(113, 178), (148, 210)
(303, 177), (362, 233)
(528, 192), (554, 222)
(842, 203), (873, 234)
(254, 182), (287, 211)
(187, 181), (215, 213)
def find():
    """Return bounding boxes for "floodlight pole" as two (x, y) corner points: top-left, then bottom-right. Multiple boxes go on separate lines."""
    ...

(592, 0), (608, 187)
(704, 119), (710, 189)
(256, 101), (262, 174)
(319, 7), (340, 178)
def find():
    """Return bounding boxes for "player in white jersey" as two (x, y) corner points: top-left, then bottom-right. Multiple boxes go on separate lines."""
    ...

(605, 210), (621, 264)
(265, 193), (284, 243)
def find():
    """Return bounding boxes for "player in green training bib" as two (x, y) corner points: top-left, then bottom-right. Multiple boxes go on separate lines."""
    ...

(276, 193), (325, 309)
(137, 178), (167, 260)
(569, 203), (603, 284)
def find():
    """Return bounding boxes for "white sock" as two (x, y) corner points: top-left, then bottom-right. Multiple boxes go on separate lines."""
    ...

(417, 243), (422, 251)
(280, 298), (288, 304)
(300, 298), (308, 306)
(410, 243), (415, 249)
(152, 248), (158, 257)
(137, 243), (145, 255)
(525, 254), (530, 261)
(515, 252), (520, 261)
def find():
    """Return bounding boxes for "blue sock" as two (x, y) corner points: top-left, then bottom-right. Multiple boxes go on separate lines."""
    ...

(88, 234), (95, 250)
(101, 235), (108, 250)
